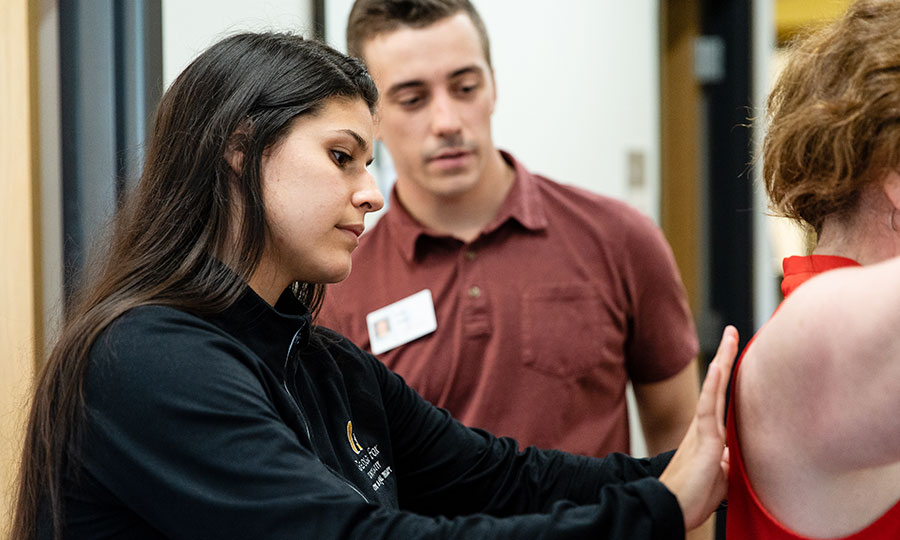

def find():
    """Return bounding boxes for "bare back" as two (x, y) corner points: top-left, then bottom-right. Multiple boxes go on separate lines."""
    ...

(735, 260), (900, 538)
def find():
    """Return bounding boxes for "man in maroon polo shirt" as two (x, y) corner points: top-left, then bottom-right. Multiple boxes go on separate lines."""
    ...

(321, 0), (699, 463)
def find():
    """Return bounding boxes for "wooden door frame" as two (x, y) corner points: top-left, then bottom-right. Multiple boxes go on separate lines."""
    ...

(1, 0), (41, 531)
(660, 0), (702, 316)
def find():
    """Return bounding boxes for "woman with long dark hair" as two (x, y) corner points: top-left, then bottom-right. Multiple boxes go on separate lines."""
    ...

(12, 32), (736, 539)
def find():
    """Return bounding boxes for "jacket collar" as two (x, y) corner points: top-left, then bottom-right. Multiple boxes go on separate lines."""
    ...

(207, 285), (311, 379)
(383, 150), (549, 263)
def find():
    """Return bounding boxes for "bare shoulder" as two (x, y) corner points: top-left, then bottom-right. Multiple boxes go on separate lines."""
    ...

(736, 265), (900, 537)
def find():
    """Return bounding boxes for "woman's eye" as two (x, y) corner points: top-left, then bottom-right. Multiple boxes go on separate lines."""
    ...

(331, 150), (352, 167)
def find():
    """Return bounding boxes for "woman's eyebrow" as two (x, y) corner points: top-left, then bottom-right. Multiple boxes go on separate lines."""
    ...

(332, 129), (370, 152)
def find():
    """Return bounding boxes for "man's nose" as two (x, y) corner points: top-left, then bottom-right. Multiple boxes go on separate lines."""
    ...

(430, 93), (463, 136)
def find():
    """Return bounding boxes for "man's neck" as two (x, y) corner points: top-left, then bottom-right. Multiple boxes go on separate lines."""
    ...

(395, 150), (516, 243)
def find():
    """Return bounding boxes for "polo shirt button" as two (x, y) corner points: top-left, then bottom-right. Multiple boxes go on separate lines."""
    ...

(464, 250), (477, 261)
(468, 286), (482, 298)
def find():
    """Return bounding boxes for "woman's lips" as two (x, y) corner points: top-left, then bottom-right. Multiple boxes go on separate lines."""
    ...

(337, 224), (364, 244)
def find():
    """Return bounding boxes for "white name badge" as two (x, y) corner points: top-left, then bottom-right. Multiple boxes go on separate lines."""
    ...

(366, 289), (437, 355)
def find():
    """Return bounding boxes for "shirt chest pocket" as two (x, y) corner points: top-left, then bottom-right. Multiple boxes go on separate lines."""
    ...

(521, 283), (624, 379)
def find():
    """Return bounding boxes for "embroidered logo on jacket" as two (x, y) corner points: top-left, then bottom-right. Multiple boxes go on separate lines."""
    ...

(346, 420), (363, 454)
(347, 420), (393, 492)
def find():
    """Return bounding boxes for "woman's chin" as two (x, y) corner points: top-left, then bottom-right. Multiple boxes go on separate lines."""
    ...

(299, 257), (353, 285)
(324, 265), (353, 284)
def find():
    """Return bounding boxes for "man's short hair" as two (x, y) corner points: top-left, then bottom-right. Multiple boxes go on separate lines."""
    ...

(346, 0), (492, 68)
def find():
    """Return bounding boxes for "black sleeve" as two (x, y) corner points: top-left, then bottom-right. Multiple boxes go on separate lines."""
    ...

(80, 309), (683, 540)
(369, 351), (684, 536)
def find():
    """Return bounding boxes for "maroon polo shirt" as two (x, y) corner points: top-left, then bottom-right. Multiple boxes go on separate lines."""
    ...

(320, 152), (698, 457)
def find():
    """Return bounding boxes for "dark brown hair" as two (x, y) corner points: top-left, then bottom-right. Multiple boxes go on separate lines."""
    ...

(764, 0), (900, 234)
(346, 0), (491, 67)
(11, 32), (377, 540)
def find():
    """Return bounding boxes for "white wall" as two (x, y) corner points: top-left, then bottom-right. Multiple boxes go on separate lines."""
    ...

(161, 0), (314, 89)
(326, 0), (661, 222)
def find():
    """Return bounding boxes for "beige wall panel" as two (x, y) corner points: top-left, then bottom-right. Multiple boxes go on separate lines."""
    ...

(0, 0), (40, 533)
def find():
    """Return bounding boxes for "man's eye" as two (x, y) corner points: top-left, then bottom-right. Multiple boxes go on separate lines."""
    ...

(331, 150), (352, 166)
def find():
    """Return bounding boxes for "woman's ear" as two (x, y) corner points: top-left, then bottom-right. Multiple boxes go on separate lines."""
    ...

(225, 119), (253, 175)
(880, 170), (900, 235)
(883, 169), (900, 211)
(225, 145), (244, 176)
(883, 169), (900, 210)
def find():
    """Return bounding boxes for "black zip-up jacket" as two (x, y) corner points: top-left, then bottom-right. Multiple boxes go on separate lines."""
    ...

(51, 287), (685, 539)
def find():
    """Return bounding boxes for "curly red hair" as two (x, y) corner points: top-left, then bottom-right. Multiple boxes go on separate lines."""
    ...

(764, 0), (900, 234)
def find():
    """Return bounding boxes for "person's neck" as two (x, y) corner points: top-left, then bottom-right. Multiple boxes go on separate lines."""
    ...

(813, 206), (900, 266)
(247, 259), (288, 306)
(396, 150), (515, 243)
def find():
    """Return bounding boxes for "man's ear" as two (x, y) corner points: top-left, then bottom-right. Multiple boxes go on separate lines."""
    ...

(373, 107), (384, 142)
(489, 68), (498, 115)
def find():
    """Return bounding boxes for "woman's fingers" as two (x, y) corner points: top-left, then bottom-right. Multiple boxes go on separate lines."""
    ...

(696, 360), (721, 435)
(659, 325), (740, 529)
(712, 326), (738, 440)
(695, 325), (737, 441)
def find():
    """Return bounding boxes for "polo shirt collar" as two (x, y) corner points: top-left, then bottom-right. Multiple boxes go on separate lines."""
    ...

(383, 150), (548, 263)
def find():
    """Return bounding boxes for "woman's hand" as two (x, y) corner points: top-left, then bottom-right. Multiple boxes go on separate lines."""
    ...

(659, 325), (738, 530)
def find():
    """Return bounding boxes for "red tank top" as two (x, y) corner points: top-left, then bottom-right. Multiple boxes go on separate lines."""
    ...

(726, 255), (900, 539)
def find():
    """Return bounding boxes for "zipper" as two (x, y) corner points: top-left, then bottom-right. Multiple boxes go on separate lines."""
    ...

(283, 329), (371, 504)
(283, 330), (313, 442)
